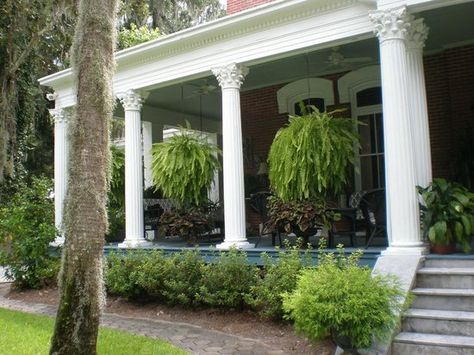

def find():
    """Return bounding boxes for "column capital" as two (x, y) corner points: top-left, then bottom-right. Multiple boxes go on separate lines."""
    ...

(406, 16), (429, 51)
(369, 7), (410, 42)
(117, 89), (148, 111)
(49, 108), (67, 124)
(212, 63), (249, 89)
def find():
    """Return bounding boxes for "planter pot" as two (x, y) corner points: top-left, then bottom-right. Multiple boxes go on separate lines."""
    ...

(430, 242), (456, 254)
(331, 332), (360, 355)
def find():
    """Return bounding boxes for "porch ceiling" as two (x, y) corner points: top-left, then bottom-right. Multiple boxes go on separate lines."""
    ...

(146, 1), (474, 121)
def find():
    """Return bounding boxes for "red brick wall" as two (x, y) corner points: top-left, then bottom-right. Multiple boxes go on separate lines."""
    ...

(424, 45), (474, 179)
(227, 0), (274, 14)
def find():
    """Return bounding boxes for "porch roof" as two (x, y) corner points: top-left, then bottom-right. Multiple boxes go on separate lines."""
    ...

(39, 0), (380, 107)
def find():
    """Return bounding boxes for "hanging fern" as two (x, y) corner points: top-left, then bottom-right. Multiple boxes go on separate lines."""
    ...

(151, 128), (220, 207)
(268, 109), (359, 201)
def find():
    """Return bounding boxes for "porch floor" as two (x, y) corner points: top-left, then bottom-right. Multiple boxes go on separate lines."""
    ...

(105, 233), (386, 267)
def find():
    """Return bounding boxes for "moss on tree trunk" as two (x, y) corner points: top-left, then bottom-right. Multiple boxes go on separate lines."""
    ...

(49, 0), (118, 354)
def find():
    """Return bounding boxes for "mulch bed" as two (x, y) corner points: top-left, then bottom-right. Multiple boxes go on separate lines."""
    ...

(6, 285), (335, 354)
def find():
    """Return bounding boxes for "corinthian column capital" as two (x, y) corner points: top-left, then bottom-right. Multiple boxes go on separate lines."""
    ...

(406, 16), (429, 51)
(49, 108), (67, 124)
(212, 63), (249, 89)
(117, 90), (147, 111)
(369, 7), (410, 42)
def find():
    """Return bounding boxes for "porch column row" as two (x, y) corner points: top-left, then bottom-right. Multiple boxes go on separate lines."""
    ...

(212, 63), (254, 249)
(370, 7), (430, 255)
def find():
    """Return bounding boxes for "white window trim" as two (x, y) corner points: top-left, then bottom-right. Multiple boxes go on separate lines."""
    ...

(338, 66), (383, 192)
(276, 78), (334, 114)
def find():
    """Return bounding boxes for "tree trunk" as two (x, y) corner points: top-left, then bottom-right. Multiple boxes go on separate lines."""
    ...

(49, 0), (118, 354)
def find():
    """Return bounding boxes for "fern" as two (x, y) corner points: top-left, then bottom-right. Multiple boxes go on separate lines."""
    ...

(268, 109), (359, 201)
(151, 128), (220, 207)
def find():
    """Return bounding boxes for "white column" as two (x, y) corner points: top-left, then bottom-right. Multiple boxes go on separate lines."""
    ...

(370, 7), (425, 255)
(117, 90), (149, 247)
(406, 16), (432, 189)
(212, 63), (254, 249)
(50, 107), (68, 246)
(142, 121), (153, 189)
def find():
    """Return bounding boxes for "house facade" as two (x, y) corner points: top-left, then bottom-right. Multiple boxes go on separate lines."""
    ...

(41, 0), (473, 253)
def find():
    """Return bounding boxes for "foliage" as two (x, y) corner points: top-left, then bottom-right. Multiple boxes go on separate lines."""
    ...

(0, 0), (75, 180)
(197, 249), (258, 309)
(283, 246), (406, 350)
(418, 178), (474, 253)
(247, 241), (311, 318)
(106, 251), (148, 299)
(267, 196), (339, 244)
(268, 109), (359, 201)
(107, 146), (125, 240)
(0, 308), (186, 355)
(160, 250), (205, 306)
(120, 0), (225, 35)
(117, 23), (161, 50)
(151, 127), (220, 207)
(159, 207), (215, 244)
(0, 177), (58, 288)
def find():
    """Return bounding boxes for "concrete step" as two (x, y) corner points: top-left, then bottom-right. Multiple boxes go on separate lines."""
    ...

(412, 288), (474, 311)
(403, 309), (474, 337)
(417, 268), (474, 289)
(392, 332), (474, 355)
(424, 258), (474, 269)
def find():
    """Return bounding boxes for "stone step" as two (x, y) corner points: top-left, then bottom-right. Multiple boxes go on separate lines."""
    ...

(417, 268), (474, 289)
(403, 309), (474, 337)
(411, 288), (474, 311)
(393, 332), (474, 355)
(424, 258), (474, 269)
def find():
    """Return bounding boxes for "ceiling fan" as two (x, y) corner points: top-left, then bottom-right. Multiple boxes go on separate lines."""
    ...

(184, 79), (219, 99)
(325, 46), (372, 68)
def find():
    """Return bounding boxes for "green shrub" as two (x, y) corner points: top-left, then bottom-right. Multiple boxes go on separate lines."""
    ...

(0, 177), (59, 289)
(161, 250), (205, 306)
(197, 249), (257, 309)
(283, 247), (405, 350)
(106, 251), (148, 299)
(248, 242), (310, 318)
(134, 250), (170, 300)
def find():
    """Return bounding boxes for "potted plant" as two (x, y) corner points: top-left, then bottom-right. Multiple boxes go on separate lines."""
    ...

(283, 245), (406, 354)
(418, 178), (474, 254)
(151, 126), (221, 244)
(267, 108), (359, 245)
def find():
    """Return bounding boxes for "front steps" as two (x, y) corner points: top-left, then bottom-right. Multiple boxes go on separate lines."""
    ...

(392, 257), (474, 355)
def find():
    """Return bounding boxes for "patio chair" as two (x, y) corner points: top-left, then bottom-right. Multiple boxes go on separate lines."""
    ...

(248, 191), (277, 247)
(359, 189), (387, 248)
(144, 199), (164, 240)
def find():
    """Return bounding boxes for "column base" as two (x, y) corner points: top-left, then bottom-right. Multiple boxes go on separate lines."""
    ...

(118, 239), (153, 248)
(382, 245), (428, 256)
(216, 240), (255, 250)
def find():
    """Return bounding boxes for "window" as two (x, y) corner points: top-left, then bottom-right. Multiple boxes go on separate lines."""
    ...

(353, 87), (384, 191)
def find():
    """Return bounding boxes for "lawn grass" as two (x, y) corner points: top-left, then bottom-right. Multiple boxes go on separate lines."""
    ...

(0, 307), (187, 355)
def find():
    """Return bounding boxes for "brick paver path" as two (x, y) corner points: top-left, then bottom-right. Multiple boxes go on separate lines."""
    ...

(0, 284), (283, 355)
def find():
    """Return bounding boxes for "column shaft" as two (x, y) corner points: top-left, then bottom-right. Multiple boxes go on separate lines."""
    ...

(117, 90), (149, 247)
(212, 63), (254, 249)
(407, 18), (432, 188)
(371, 8), (425, 254)
(51, 108), (68, 245)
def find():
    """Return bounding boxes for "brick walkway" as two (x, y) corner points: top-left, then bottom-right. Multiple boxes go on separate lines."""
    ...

(0, 284), (283, 355)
